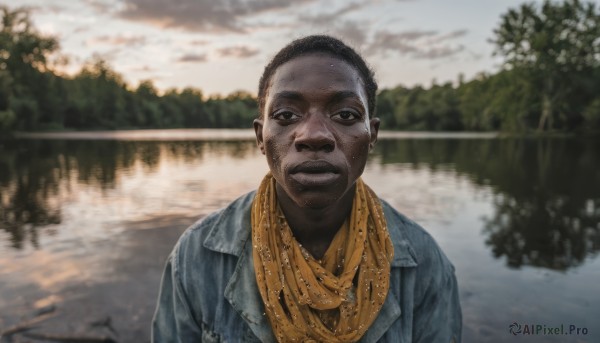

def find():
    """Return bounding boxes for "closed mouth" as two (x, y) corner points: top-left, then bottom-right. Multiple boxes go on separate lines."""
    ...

(290, 160), (339, 174)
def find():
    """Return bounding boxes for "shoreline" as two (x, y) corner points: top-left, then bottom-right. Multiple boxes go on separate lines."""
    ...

(8, 128), (598, 141)
(9, 129), (504, 141)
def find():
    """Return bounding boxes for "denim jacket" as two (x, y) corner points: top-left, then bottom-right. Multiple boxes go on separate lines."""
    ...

(152, 191), (462, 342)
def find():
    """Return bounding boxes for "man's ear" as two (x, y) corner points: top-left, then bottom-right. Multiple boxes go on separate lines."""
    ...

(369, 117), (380, 151)
(253, 118), (265, 155)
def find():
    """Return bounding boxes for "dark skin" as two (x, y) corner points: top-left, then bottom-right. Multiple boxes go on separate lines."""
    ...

(254, 53), (379, 259)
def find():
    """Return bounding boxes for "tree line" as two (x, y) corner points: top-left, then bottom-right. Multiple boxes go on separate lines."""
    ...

(1, 0), (599, 133)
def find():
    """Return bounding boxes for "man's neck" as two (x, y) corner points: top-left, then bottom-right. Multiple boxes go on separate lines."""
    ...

(275, 183), (355, 260)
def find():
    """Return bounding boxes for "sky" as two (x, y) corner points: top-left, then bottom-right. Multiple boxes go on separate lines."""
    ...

(4, 0), (579, 96)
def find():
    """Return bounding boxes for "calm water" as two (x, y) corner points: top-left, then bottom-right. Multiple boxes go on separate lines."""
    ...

(1, 130), (599, 342)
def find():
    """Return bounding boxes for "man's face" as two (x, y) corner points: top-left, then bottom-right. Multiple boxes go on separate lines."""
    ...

(254, 53), (379, 209)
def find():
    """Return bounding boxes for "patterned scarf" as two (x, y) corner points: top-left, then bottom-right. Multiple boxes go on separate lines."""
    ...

(251, 173), (394, 342)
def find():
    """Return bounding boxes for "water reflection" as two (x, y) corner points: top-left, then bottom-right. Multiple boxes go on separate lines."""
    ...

(1, 136), (599, 272)
(477, 139), (600, 270)
(374, 138), (600, 270)
(0, 139), (258, 249)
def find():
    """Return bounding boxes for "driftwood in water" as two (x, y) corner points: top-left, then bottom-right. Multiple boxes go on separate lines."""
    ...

(1, 306), (118, 343)
(22, 332), (118, 343)
(88, 316), (118, 336)
(33, 304), (57, 317)
(0, 312), (55, 337)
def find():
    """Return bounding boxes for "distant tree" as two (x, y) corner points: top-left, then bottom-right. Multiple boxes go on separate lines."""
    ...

(177, 88), (208, 127)
(0, 6), (59, 130)
(581, 68), (600, 130)
(492, 0), (600, 131)
(373, 84), (463, 131)
(135, 79), (161, 127)
(458, 70), (539, 132)
(66, 58), (129, 129)
(224, 90), (257, 127)
(159, 89), (184, 128)
(0, 69), (15, 130)
(374, 88), (398, 128)
(0, 6), (58, 72)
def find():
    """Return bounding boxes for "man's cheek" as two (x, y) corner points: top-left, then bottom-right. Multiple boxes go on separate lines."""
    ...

(265, 139), (283, 171)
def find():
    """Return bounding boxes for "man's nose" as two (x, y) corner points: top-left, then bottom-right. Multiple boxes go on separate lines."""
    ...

(294, 113), (335, 152)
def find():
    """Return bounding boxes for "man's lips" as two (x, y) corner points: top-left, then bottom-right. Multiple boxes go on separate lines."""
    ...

(290, 160), (339, 174)
(289, 160), (340, 187)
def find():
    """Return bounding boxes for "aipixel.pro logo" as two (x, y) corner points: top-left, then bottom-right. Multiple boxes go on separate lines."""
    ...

(509, 322), (522, 335)
(509, 322), (588, 336)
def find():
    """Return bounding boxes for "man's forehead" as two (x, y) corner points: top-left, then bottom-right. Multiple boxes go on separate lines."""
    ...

(267, 54), (367, 101)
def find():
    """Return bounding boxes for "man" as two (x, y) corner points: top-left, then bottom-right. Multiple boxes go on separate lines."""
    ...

(152, 35), (462, 342)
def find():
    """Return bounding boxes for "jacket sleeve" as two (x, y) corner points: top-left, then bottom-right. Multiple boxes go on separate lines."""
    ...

(151, 250), (203, 343)
(413, 266), (462, 343)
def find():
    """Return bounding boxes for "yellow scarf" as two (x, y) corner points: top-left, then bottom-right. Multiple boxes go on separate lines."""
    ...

(252, 173), (394, 342)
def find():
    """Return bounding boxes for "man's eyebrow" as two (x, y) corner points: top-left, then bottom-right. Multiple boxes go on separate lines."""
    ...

(329, 90), (362, 104)
(272, 90), (362, 103)
(271, 91), (304, 102)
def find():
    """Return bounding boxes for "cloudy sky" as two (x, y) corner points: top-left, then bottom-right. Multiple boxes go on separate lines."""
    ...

(5, 0), (559, 96)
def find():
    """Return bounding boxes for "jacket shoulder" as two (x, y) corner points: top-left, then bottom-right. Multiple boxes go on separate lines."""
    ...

(176, 191), (256, 251)
(170, 191), (256, 282)
(381, 198), (455, 276)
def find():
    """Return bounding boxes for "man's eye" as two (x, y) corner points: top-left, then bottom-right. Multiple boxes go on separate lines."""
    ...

(332, 111), (360, 121)
(273, 111), (300, 121)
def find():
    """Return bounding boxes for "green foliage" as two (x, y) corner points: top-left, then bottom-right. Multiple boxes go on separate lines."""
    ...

(1, 2), (600, 133)
(0, 109), (15, 131)
(375, 84), (463, 131)
(1, 6), (59, 131)
(457, 70), (540, 132)
(491, 0), (600, 131)
(0, 7), (258, 132)
(373, 0), (600, 132)
(583, 97), (600, 129)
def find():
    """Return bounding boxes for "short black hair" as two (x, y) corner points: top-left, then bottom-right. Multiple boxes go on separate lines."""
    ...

(257, 35), (378, 118)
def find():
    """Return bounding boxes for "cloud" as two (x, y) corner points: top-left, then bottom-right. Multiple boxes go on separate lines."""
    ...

(292, 2), (372, 46)
(45, 4), (66, 14)
(88, 49), (121, 62)
(326, 20), (369, 47)
(18, 5), (42, 14)
(190, 39), (209, 46)
(85, 0), (113, 14)
(73, 26), (90, 34)
(415, 45), (465, 59)
(87, 34), (147, 46)
(298, 2), (367, 26)
(177, 53), (208, 63)
(387, 30), (438, 41)
(117, 0), (315, 33)
(367, 29), (467, 59)
(217, 46), (259, 58)
(131, 65), (155, 72)
(367, 30), (428, 55)
(428, 29), (468, 44)
(469, 51), (484, 61)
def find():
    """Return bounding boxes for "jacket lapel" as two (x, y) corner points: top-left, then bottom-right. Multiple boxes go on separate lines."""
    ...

(360, 200), (419, 343)
(223, 234), (276, 342)
(203, 191), (276, 342)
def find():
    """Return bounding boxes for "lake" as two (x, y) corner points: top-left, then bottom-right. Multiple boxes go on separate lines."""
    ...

(1, 130), (599, 342)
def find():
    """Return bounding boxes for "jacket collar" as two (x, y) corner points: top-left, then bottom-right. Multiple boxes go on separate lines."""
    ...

(203, 191), (418, 267)
(204, 190), (418, 342)
(203, 191), (256, 257)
